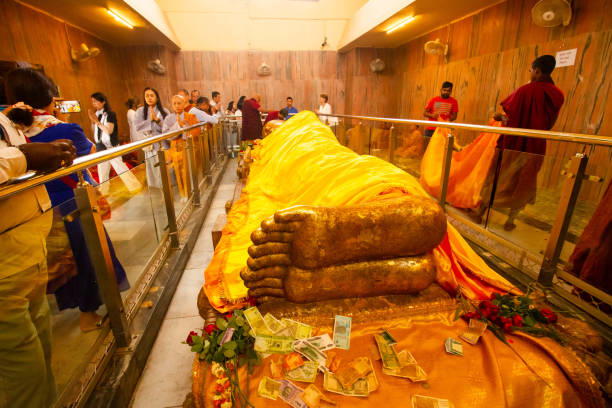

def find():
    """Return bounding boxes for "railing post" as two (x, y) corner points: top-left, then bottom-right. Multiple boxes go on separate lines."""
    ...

(157, 150), (180, 248)
(439, 132), (454, 212)
(73, 183), (131, 347)
(368, 126), (373, 155)
(186, 135), (200, 207)
(389, 125), (397, 164)
(538, 153), (588, 286)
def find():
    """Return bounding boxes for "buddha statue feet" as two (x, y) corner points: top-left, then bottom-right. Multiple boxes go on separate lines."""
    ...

(241, 196), (446, 304)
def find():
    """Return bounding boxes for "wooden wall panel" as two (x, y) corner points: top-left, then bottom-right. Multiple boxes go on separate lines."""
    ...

(0, 0), (178, 143)
(174, 51), (345, 114)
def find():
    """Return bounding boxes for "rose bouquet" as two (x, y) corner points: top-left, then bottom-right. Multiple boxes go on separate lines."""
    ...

(185, 309), (262, 408)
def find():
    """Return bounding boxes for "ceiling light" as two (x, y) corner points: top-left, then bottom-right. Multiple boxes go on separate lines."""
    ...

(386, 16), (415, 34)
(106, 9), (134, 29)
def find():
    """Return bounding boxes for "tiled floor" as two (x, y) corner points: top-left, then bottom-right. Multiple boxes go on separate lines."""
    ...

(130, 163), (237, 408)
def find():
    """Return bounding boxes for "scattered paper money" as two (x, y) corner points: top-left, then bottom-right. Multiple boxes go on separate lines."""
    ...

(323, 371), (369, 397)
(258, 376), (281, 400)
(460, 319), (487, 345)
(219, 327), (235, 345)
(325, 351), (341, 373)
(374, 333), (400, 370)
(244, 307), (272, 336)
(380, 330), (397, 345)
(301, 384), (336, 408)
(284, 352), (305, 372)
(333, 315), (351, 350)
(444, 338), (463, 356)
(305, 334), (335, 352)
(294, 339), (327, 369)
(335, 357), (372, 389)
(264, 313), (285, 333)
(279, 379), (308, 408)
(286, 361), (318, 383)
(254, 335), (295, 354)
(411, 395), (454, 408)
(270, 356), (284, 379)
(365, 358), (379, 393)
(281, 318), (313, 339)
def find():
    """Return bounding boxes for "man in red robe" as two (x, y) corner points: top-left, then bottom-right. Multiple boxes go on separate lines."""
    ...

(480, 55), (565, 230)
(241, 95), (263, 140)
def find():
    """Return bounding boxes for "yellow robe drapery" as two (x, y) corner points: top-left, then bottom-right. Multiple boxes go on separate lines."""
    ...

(203, 112), (518, 312)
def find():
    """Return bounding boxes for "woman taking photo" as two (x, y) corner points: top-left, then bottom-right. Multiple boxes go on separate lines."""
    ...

(5, 68), (129, 333)
(133, 87), (170, 189)
(89, 92), (141, 194)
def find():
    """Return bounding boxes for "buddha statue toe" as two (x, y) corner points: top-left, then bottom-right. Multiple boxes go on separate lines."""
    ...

(241, 196), (446, 304)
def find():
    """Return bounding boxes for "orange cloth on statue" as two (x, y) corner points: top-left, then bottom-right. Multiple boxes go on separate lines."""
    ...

(420, 120), (502, 209)
(193, 311), (603, 408)
(202, 112), (519, 313)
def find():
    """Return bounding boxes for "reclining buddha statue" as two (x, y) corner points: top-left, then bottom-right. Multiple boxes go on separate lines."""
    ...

(201, 111), (518, 314)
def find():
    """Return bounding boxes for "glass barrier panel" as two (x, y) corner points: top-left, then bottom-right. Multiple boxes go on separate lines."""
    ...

(94, 160), (163, 301)
(335, 119), (348, 147)
(370, 123), (391, 162)
(390, 122), (426, 179)
(165, 138), (190, 216)
(142, 153), (170, 242)
(558, 144), (611, 265)
(483, 148), (559, 258)
(39, 197), (107, 404)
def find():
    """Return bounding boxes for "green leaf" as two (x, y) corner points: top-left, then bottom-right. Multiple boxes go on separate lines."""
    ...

(235, 316), (246, 327)
(192, 336), (203, 344)
(191, 344), (203, 353)
(204, 339), (210, 349)
(522, 315), (535, 327)
(199, 351), (207, 360)
(223, 349), (236, 358)
(225, 341), (237, 350)
(453, 303), (463, 321)
(216, 317), (228, 331)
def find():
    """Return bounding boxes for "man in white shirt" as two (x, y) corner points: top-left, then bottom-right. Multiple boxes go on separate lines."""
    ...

(210, 91), (224, 120)
(189, 97), (219, 125)
(0, 104), (76, 408)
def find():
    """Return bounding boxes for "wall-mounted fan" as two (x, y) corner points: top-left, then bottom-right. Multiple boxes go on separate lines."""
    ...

(424, 38), (448, 57)
(532, 0), (572, 27)
(257, 62), (271, 76)
(369, 58), (385, 73)
(147, 59), (166, 75)
(70, 43), (100, 62)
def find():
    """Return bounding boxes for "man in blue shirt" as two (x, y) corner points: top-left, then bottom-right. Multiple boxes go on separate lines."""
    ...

(286, 96), (298, 117)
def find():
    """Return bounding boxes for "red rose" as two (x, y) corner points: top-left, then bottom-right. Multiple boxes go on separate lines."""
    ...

(204, 324), (217, 335)
(503, 322), (513, 333)
(186, 330), (198, 345)
(226, 361), (234, 370)
(223, 380), (231, 389)
(214, 400), (222, 408)
(540, 308), (558, 324)
(215, 384), (224, 393)
(463, 311), (477, 320)
(247, 297), (258, 307)
(490, 292), (500, 300)
(225, 312), (233, 320)
(512, 315), (523, 327)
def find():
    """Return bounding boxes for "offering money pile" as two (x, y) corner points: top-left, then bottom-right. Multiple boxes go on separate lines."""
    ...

(459, 319), (488, 345)
(444, 338), (463, 356)
(374, 332), (427, 381)
(411, 394), (455, 408)
(249, 308), (368, 406)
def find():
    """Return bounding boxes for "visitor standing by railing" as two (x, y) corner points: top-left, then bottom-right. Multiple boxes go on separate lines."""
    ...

(133, 87), (170, 189)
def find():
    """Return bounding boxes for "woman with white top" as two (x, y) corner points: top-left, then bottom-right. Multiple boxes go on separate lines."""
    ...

(125, 97), (138, 142)
(133, 87), (170, 189)
(88, 92), (141, 194)
(317, 93), (337, 125)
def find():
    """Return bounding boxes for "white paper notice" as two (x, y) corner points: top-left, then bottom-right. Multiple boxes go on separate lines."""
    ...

(556, 49), (577, 68)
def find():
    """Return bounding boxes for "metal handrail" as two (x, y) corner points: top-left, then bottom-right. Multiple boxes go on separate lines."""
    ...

(319, 113), (612, 147)
(0, 122), (206, 200)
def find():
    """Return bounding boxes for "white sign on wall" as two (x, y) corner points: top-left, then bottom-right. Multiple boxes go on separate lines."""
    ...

(555, 48), (577, 68)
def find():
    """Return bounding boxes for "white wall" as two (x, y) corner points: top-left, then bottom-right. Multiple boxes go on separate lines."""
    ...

(155, 0), (367, 51)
